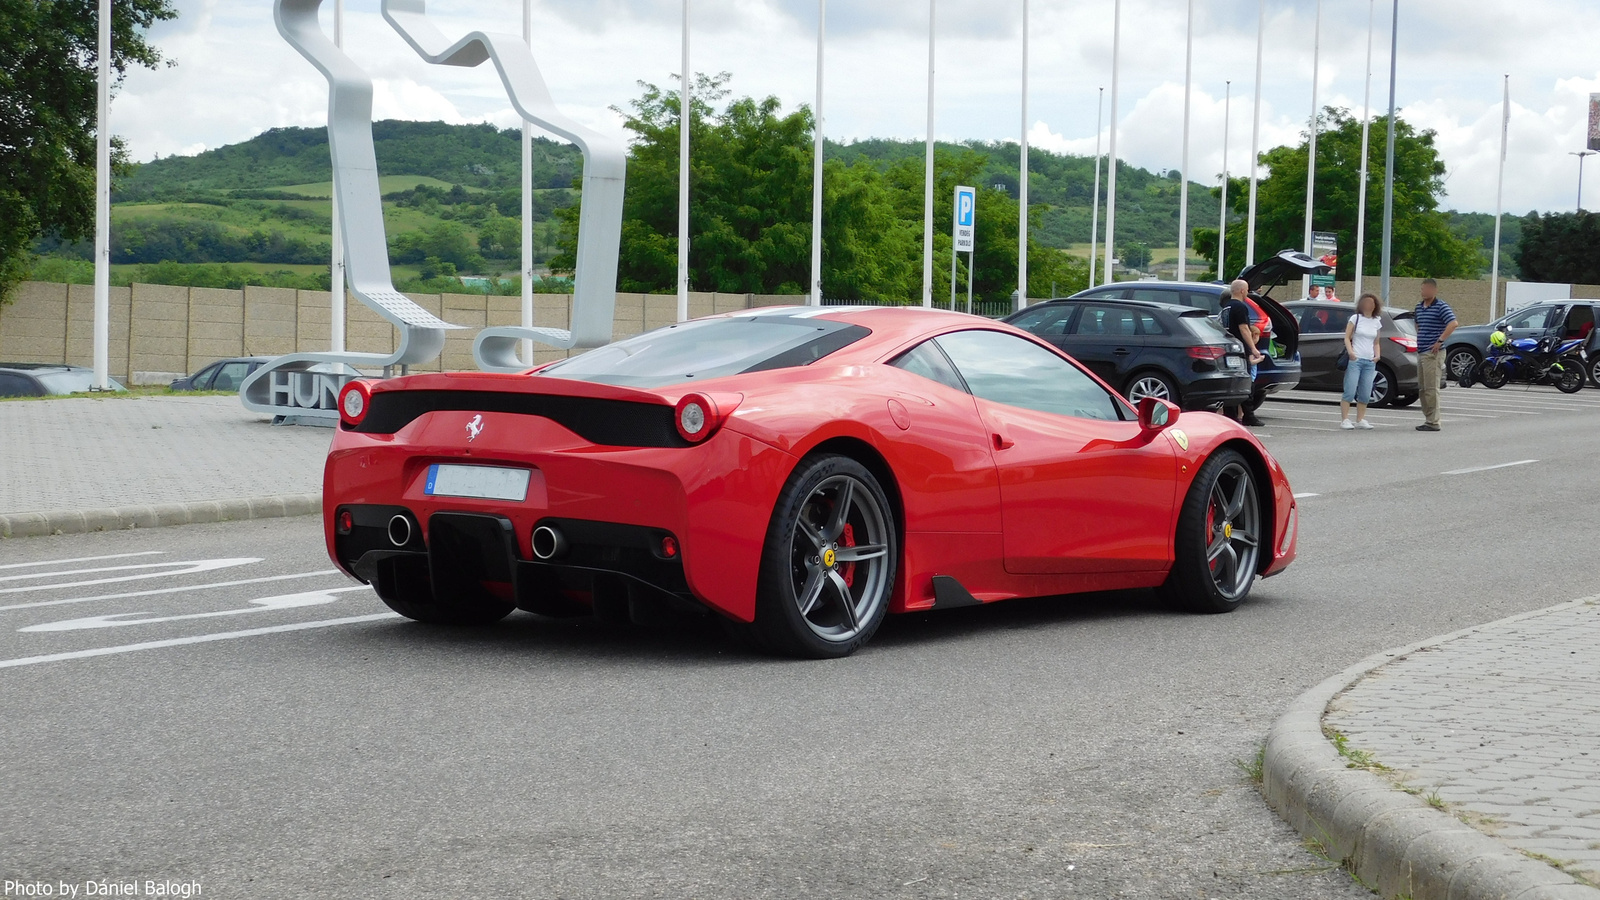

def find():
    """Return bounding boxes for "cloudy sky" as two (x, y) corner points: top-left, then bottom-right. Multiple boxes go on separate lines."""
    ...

(114, 0), (1600, 216)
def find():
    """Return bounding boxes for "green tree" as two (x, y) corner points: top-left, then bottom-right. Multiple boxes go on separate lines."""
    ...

(0, 0), (178, 303)
(1515, 211), (1600, 283)
(1194, 109), (1481, 284)
(1120, 240), (1152, 270)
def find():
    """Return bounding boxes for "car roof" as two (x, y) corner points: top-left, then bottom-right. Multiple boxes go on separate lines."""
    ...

(1034, 296), (1205, 315)
(0, 362), (82, 372)
(1080, 280), (1223, 292)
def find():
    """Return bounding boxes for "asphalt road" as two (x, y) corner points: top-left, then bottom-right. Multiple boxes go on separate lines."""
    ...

(2, 384), (1597, 900)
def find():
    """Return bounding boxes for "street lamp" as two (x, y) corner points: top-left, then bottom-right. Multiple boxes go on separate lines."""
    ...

(1570, 150), (1596, 212)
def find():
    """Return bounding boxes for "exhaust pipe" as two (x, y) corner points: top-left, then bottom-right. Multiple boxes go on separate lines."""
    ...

(387, 514), (413, 548)
(531, 525), (567, 561)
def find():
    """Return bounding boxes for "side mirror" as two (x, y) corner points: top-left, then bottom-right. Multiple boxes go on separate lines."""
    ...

(1138, 396), (1180, 432)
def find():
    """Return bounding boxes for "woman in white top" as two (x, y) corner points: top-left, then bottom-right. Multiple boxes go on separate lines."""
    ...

(1341, 292), (1384, 430)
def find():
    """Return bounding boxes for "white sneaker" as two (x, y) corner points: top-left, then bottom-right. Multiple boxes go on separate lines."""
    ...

(1355, 420), (1374, 430)
(1340, 419), (1355, 430)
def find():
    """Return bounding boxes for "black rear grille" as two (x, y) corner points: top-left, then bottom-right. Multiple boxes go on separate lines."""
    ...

(352, 390), (689, 447)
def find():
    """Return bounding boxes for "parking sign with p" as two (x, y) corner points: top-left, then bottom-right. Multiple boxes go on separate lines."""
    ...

(953, 185), (976, 252)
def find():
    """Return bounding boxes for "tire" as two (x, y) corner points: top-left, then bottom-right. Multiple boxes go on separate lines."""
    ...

(751, 454), (898, 659)
(1125, 370), (1180, 408)
(1590, 355), (1600, 388)
(1554, 360), (1585, 394)
(1446, 347), (1480, 383)
(1480, 362), (1510, 389)
(1391, 393), (1417, 408)
(1160, 449), (1262, 614)
(1369, 364), (1396, 407)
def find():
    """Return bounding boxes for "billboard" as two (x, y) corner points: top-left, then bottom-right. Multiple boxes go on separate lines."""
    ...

(1310, 231), (1338, 298)
(953, 185), (976, 252)
(1590, 94), (1600, 152)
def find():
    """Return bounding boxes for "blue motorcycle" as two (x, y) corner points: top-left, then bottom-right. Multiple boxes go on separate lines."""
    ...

(1463, 329), (1586, 393)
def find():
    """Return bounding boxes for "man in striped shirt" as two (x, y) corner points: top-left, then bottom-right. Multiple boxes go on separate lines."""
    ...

(1413, 278), (1458, 432)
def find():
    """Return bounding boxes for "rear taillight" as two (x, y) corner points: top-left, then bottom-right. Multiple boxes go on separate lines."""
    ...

(1389, 336), (1418, 352)
(674, 393), (719, 444)
(336, 509), (354, 535)
(339, 380), (372, 427)
(1188, 346), (1227, 360)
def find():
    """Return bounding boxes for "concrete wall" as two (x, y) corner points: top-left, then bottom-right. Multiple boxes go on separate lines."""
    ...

(1329, 278), (1600, 326)
(0, 283), (813, 381)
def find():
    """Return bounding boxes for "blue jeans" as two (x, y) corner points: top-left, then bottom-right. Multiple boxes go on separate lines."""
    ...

(1342, 357), (1377, 404)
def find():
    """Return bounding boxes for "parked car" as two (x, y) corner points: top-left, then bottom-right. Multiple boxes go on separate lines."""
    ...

(1284, 300), (1420, 407)
(1002, 298), (1254, 410)
(170, 356), (273, 392)
(0, 363), (128, 398)
(1445, 300), (1600, 386)
(1066, 249), (1321, 413)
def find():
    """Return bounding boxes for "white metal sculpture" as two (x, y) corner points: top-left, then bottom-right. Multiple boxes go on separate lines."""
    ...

(381, 0), (625, 371)
(243, 0), (626, 422)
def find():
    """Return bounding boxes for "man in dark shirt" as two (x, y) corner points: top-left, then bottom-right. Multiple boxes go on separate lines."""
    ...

(1413, 278), (1458, 432)
(1220, 280), (1265, 426)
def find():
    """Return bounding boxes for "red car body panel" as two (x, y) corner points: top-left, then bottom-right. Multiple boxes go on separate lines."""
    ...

(323, 307), (1297, 624)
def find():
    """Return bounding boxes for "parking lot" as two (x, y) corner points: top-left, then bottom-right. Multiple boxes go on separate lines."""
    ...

(1, 384), (1596, 899)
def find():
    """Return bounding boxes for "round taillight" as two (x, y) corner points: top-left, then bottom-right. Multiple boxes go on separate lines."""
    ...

(336, 509), (354, 534)
(339, 380), (371, 427)
(660, 535), (679, 559)
(674, 393), (718, 443)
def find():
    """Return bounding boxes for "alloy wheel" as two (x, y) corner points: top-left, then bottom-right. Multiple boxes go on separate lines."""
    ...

(1369, 369), (1390, 405)
(787, 474), (892, 643)
(1202, 462), (1260, 601)
(1447, 350), (1478, 381)
(1127, 375), (1174, 404)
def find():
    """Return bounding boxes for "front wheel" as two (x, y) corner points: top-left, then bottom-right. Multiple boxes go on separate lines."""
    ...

(1480, 362), (1510, 389)
(752, 455), (898, 659)
(1555, 361), (1586, 393)
(1161, 449), (1262, 614)
(1369, 364), (1395, 407)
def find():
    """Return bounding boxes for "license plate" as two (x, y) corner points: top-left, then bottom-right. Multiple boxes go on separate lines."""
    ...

(425, 464), (531, 501)
(1224, 356), (1244, 369)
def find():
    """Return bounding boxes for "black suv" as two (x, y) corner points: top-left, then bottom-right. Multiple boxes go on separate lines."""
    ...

(1002, 298), (1253, 410)
(1065, 250), (1323, 414)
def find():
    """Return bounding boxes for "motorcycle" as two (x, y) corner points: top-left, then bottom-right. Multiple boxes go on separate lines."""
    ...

(1459, 328), (1586, 393)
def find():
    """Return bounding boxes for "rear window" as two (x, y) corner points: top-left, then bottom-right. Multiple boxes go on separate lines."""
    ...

(34, 371), (93, 394)
(1181, 314), (1229, 341)
(1390, 314), (1416, 336)
(539, 315), (870, 388)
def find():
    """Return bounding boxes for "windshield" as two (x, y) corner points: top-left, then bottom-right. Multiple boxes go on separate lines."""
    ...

(540, 315), (871, 388)
(34, 371), (119, 394)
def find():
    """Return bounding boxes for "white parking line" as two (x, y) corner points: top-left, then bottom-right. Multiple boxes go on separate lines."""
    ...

(20, 586), (370, 632)
(1293, 492), (1321, 499)
(0, 569), (343, 613)
(1442, 459), (1539, 476)
(0, 558), (262, 595)
(0, 613), (400, 670)
(0, 551), (166, 571)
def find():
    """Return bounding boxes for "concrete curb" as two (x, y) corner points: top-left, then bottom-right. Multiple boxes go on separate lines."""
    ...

(0, 493), (322, 539)
(1262, 595), (1600, 900)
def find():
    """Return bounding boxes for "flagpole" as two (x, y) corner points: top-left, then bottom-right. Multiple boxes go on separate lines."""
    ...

(1246, 0), (1265, 267)
(1088, 87), (1103, 288)
(1379, 0), (1399, 307)
(1177, 0), (1193, 281)
(521, 0), (534, 362)
(92, 0), (111, 389)
(1017, 0), (1029, 309)
(1219, 81), (1231, 280)
(922, 0), (936, 308)
(1354, 0), (1375, 301)
(1103, 0), (1121, 286)
(1489, 75), (1510, 320)
(810, 0), (826, 306)
(677, 0), (691, 322)
(330, 0), (346, 353)
(1301, 0), (1322, 300)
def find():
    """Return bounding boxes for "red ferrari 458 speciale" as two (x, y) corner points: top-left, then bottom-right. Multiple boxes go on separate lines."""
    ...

(325, 306), (1297, 657)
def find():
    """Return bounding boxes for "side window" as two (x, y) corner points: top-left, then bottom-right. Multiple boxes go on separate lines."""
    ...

(1181, 290), (1225, 315)
(1078, 287), (1129, 300)
(1128, 288), (1177, 304)
(1071, 304), (1139, 337)
(0, 373), (41, 397)
(1505, 307), (1553, 330)
(889, 341), (967, 393)
(211, 362), (251, 392)
(1007, 304), (1073, 336)
(191, 363), (219, 389)
(1135, 312), (1170, 336)
(1563, 304), (1594, 337)
(934, 330), (1124, 421)
(1298, 307), (1344, 334)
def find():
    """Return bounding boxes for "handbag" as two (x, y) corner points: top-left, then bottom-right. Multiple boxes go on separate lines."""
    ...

(1335, 348), (1350, 371)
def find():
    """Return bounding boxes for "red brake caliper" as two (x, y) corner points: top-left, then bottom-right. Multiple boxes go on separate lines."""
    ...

(1206, 503), (1218, 573)
(840, 522), (857, 588)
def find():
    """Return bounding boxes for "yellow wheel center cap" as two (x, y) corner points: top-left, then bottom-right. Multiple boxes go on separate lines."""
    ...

(822, 547), (837, 569)
(1223, 523), (1233, 540)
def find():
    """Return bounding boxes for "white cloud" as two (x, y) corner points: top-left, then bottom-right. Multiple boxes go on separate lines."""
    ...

(109, 0), (1600, 215)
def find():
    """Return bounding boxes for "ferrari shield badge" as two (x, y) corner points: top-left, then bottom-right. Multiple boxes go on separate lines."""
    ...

(1169, 429), (1189, 451)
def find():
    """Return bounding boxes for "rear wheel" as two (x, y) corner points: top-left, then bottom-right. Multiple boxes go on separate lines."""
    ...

(1446, 347), (1480, 383)
(1555, 361), (1586, 393)
(1161, 450), (1261, 614)
(1369, 364), (1395, 407)
(1126, 370), (1180, 408)
(751, 455), (898, 659)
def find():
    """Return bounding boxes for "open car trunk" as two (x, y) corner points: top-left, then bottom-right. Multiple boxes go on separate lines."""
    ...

(1237, 250), (1334, 359)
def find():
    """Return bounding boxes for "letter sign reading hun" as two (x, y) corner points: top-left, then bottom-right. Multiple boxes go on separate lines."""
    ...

(953, 185), (976, 253)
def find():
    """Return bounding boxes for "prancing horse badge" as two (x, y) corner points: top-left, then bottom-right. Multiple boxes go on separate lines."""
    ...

(466, 414), (485, 442)
(1169, 429), (1189, 451)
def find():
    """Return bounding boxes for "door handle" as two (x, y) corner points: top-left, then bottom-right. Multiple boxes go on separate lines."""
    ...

(1113, 348), (1131, 355)
(991, 431), (1015, 451)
